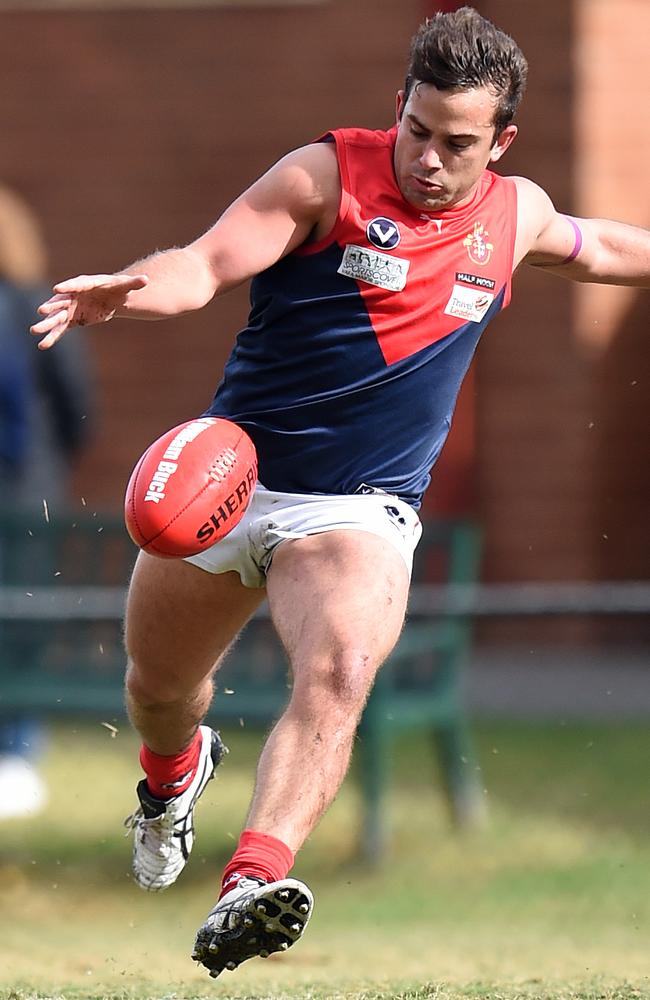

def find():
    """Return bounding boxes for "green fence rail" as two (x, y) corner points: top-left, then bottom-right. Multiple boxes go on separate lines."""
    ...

(0, 508), (483, 860)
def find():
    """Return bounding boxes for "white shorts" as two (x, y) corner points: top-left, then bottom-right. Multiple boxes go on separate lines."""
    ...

(185, 484), (423, 588)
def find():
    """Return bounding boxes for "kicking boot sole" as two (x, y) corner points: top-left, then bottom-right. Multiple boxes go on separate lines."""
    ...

(192, 879), (313, 977)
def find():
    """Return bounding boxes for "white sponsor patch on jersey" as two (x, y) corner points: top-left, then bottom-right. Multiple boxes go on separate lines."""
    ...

(338, 244), (410, 292)
(444, 283), (495, 323)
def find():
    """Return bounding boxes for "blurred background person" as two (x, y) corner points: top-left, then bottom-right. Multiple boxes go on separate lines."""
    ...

(0, 183), (92, 819)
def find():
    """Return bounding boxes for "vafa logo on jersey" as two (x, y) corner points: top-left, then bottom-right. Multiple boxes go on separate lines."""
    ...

(366, 217), (401, 250)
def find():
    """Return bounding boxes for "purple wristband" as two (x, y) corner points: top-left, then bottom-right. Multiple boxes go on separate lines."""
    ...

(561, 216), (583, 264)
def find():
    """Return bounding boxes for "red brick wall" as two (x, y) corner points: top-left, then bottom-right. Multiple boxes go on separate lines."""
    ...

(0, 1), (422, 498)
(477, 0), (649, 584)
(1, 1), (648, 586)
(572, 0), (650, 582)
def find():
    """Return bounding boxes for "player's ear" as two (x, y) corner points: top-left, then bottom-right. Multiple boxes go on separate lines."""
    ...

(396, 90), (405, 124)
(489, 124), (518, 163)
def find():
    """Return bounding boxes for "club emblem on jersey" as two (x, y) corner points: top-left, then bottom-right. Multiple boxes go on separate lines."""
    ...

(366, 217), (401, 250)
(463, 222), (493, 266)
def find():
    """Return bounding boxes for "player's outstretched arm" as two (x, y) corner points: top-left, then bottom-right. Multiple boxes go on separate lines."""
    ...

(31, 244), (232, 349)
(31, 143), (339, 350)
(514, 177), (650, 287)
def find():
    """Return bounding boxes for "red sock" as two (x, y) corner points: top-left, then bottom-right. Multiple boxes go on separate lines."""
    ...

(219, 829), (294, 898)
(139, 730), (202, 799)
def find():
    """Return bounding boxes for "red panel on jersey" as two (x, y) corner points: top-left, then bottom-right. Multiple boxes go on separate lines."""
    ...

(299, 126), (517, 367)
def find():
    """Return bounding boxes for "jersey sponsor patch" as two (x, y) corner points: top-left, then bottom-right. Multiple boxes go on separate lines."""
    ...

(444, 283), (495, 323)
(338, 244), (409, 291)
(455, 271), (496, 290)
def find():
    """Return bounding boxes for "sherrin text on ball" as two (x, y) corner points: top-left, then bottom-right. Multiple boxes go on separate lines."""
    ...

(124, 417), (257, 558)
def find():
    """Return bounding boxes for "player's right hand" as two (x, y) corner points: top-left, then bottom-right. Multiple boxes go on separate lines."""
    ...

(30, 272), (149, 349)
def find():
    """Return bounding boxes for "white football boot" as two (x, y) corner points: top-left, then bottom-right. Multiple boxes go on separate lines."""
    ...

(192, 875), (314, 977)
(124, 726), (226, 892)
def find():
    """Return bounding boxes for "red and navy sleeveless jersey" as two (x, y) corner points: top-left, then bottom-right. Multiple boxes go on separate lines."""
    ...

(207, 125), (517, 507)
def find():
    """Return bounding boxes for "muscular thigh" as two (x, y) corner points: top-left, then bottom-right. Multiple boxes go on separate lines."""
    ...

(125, 552), (265, 695)
(266, 530), (411, 690)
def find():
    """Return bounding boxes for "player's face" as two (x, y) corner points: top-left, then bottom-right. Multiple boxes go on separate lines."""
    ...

(393, 82), (517, 211)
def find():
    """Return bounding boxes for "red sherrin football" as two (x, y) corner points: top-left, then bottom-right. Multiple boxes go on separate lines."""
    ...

(124, 417), (257, 558)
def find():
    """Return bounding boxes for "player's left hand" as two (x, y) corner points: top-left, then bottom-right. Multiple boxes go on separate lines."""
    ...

(30, 272), (148, 349)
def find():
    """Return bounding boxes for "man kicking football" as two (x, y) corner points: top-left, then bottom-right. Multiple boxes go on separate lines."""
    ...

(32, 6), (650, 978)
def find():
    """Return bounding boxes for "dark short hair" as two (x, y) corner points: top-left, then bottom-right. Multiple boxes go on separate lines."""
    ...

(404, 6), (528, 135)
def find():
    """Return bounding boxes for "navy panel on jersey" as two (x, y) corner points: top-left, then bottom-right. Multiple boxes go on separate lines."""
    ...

(206, 245), (505, 507)
(206, 125), (517, 507)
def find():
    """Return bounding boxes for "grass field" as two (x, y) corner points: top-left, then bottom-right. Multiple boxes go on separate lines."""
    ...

(0, 720), (648, 1000)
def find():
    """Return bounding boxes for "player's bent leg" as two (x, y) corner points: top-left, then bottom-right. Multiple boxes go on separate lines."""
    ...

(251, 528), (411, 850)
(124, 553), (263, 753)
(192, 529), (409, 975)
(123, 553), (265, 891)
